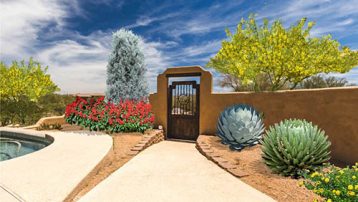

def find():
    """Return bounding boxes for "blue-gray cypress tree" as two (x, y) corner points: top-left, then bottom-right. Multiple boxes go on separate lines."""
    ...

(105, 29), (148, 103)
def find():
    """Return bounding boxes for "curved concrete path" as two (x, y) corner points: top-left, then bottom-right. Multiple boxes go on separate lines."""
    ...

(80, 141), (275, 202)
(0, 128), (112, 202)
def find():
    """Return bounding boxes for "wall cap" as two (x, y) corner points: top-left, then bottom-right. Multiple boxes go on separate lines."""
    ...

(212, 86), (358, 95)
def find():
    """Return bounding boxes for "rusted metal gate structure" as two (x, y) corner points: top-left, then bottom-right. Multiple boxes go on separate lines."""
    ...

(167, 79), (200, 141)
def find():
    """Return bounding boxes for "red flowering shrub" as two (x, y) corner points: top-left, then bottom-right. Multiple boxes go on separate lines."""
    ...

(65, 96), (154, 133)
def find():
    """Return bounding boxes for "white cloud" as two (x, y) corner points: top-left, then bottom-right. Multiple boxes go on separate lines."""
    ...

(0, 0), (171, 94)
(126, 13), (180, 29)
(0, 0), (63, 59)
(47, 60), (108, 94)
(139, 39), (173, 92)
(146, 1), (249, 38)
(37, 31), (110, 65)
(34, 32), (172, 94)
(34, 32), (110, 93)
(181, 40), (222, 57)
(258, 0), (358, 38)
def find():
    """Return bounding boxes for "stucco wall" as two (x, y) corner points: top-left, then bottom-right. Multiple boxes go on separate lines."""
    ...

(149, 66), (358, 165)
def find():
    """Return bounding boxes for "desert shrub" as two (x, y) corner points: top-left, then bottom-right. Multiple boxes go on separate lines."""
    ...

(65, 96), (154, 133)
(300, 163), (358, 202)
(37, 123), (62, 130)
(0, 94), (75, 126)
(0, 95), (42, 126)
(261, 119), (331, 177)
(37, 94), (76, 116)
(297, 75), (354, 89)
(217, 104), (264, 151)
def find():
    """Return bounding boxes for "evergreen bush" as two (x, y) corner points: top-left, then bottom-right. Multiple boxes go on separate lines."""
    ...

(105, 29), (148, 103)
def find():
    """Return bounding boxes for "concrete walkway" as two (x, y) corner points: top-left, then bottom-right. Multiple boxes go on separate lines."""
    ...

(0, 129), (112, 202)
(80, 141), (275, 202)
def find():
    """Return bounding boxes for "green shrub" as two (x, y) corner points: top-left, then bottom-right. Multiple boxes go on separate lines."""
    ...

(0, 94), (75, 126)
(217, 104), (265, 151)
(300, 163), (358, 202)
(261, 119), (331, 177)
(0, 96), (42, 126)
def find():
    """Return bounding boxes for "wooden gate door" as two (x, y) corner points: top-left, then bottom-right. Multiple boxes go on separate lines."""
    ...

(168, 81), (200, 140)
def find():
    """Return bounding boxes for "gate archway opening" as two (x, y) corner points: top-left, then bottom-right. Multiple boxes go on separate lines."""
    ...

(167, 73), (201, 141)
(148, 66), (213, 141)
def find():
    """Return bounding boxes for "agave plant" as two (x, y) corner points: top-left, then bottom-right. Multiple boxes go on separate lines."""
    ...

(261, 119), (331, 177)
(217, 104), (264, 151)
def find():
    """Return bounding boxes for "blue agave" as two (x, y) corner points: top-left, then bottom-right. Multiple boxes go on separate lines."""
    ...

(217, 104), (264, 151)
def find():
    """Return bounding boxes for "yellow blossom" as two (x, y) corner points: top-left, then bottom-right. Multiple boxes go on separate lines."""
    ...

(324, 178), (330, 183)
(298, 181), (304, 186)
(353, 176), (356, 180)
(326, 199), (332, 202)
(335, 190), (341, 196)
(355, 185), (358, 190)
(311, 171), (319, 178)
(348, 185), (354, 190)
(348, 191), (355, 196)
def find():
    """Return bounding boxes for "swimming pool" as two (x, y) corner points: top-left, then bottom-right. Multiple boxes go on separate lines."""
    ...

(0, 130), (53, 161)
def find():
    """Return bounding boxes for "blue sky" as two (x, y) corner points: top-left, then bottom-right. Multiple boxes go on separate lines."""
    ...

(1, 0), (357, 93)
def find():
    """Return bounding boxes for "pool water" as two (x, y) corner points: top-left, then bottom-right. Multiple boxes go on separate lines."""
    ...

(0, 130), (52, 161)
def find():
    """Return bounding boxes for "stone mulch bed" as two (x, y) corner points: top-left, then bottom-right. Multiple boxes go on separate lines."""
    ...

(60, 125), (164, 201)
(196, 135), (323, 202)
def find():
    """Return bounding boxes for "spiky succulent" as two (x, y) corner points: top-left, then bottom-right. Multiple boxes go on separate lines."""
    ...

(261, 119), (331, 177)
(217, 104), (264, 151)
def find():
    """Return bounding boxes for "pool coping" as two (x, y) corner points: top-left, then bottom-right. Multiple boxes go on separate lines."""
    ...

(0, 127), (112, 202)
(1, 127), (54, 147)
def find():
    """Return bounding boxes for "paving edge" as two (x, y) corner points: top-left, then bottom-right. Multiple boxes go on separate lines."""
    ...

(196, 135), (250, 178)
(0, 183), (26, 202)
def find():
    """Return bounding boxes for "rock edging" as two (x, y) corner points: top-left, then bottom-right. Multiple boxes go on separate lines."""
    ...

(196, 135), (249, 177)
(127, 129), (164, 156)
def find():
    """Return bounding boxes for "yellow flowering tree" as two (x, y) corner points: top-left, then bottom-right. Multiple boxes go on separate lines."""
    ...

(0, 58), (59, 101)
(0, 58), (59, 125)
(207, 15), (358, 91)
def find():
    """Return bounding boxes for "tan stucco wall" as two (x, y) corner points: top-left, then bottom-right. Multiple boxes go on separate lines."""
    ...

(149, 66), (358, 165)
